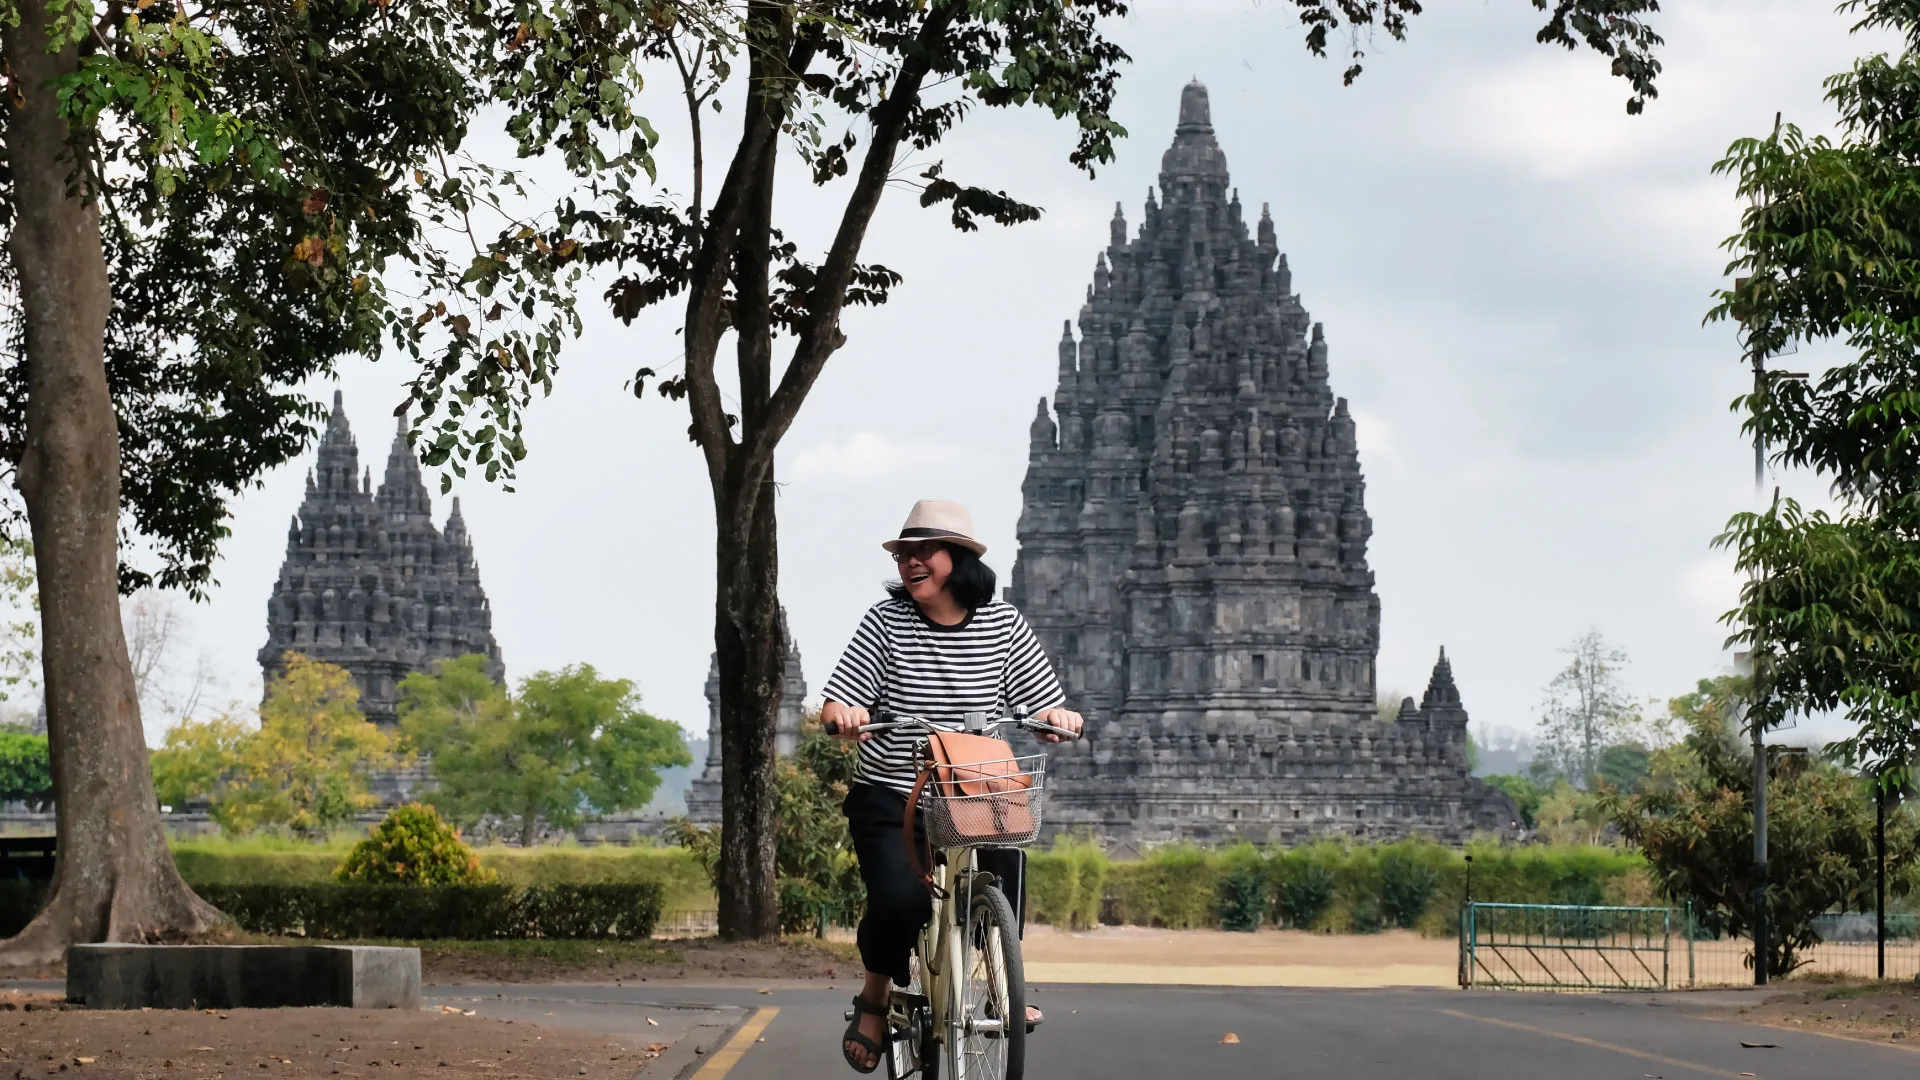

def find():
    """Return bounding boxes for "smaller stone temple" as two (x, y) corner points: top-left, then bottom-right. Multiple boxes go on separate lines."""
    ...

(685, 612), (808, 825)
(259, 391), (505, 735)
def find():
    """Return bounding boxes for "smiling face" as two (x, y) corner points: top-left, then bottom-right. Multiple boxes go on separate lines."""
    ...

(892, 541), (953, 606)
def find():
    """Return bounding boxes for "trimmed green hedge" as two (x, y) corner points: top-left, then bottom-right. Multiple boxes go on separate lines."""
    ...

(0, 882), (663, 941)
(168, 842), (712, 910)
(1027, 839), (1653, 936)
(199, 883), (663, 940)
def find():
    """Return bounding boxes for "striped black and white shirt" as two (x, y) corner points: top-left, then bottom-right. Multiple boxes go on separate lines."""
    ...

(822, 598), (1067, 796)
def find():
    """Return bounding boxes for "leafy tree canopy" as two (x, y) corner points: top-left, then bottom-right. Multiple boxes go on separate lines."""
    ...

(151, 652), (400, 837)
(1482, 774), (1545, 828)
(397, 656), (691, 847)
(0, 730), (50, 811)
(1710, 0), (1920, 776)
(1605, 680), (1914, 977)
(0, 0), (558, 594)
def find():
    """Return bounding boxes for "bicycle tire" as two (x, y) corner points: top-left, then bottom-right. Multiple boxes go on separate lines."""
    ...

(946, 884), (1025, 1080)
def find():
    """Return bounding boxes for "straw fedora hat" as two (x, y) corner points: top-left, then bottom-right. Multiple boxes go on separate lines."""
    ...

(882, 499), (987, 557)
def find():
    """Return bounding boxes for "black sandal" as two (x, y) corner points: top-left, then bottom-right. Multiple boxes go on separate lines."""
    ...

(841, 994), (888, 1074)
(1026, 1006), (1043, 1034)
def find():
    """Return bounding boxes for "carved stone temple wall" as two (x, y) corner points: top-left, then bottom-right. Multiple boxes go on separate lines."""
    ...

(258, 392), (506, 804)
(1007, 81), (1517, 851)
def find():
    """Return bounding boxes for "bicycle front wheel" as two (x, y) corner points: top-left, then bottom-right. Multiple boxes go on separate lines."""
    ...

(945, 884), (1025, 1080)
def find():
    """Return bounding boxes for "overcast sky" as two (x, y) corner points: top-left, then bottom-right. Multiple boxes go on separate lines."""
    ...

(140, 1), (1877, 752)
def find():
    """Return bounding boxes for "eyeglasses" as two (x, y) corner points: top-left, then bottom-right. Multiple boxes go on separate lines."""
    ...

(891, 542), (945, 564)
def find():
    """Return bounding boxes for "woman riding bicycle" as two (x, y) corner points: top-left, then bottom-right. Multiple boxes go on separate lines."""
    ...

(822, 499), (1084, 1073)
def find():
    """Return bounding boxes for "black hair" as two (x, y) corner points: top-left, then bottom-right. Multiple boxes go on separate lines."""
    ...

(886, 542), (999, 612)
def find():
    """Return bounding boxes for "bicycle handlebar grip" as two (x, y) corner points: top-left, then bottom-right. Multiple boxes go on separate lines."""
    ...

(823, 719), (843, 736)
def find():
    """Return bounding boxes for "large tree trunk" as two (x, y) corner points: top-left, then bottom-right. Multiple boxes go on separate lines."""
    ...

(0, 0), (223, 965)
(713, 480), (784, 940)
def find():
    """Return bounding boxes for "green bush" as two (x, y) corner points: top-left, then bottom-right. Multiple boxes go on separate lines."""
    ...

(1026, 836), (1109, 929)
(1378, 847), (1440, 929)
(194, 882), (663, 940)
(168, 838), (713, 910)
(1107, 846), (1218, 928)
(1355, 899), (1386, 933)
(1216, 851), (1269, 932)
(1274, 859), (1336, 929)
(336, 805), (495, 885)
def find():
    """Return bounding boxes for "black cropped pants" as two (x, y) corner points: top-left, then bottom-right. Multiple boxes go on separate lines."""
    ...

(843, 781), (1026, 986)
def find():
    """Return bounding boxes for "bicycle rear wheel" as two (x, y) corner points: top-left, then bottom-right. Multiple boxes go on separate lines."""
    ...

(946, 884), (1025, 1080)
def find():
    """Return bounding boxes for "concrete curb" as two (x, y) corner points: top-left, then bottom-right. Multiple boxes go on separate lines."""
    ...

(67, 944), (421, 1010)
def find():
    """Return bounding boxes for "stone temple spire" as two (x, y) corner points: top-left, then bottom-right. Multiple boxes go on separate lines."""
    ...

(1160, 79), (1229, 198)
(1009, 80), (1515, 848)
(261, 393), (504, 733)
(1421, 646), (1461, 709)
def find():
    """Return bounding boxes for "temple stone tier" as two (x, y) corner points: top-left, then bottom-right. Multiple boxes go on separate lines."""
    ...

(259, 392), (506, 802)
(685, 612), (809, 826)
(1007, 80), (1516, 849)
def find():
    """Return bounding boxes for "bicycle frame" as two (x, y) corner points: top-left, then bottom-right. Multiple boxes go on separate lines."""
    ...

(914, 842), (1013, 1079)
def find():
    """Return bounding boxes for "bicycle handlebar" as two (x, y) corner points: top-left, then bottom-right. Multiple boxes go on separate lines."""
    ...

(823, 709), (1082, 741)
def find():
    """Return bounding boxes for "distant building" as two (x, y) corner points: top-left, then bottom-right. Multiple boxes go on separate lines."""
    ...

(685, 611), (808, 825)
(259, 391), (504, 733)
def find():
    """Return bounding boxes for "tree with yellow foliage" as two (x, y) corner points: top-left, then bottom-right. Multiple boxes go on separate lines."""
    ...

(151, 654), (400, 837)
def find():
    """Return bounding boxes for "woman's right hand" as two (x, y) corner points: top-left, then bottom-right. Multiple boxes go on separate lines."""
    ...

(822, 700), (872, 741)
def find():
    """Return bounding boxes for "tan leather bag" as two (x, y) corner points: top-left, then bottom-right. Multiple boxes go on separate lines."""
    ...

(903, 730), (1035, 888)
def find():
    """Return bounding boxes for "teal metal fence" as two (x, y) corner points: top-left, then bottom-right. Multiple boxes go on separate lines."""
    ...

(1460, 902), (1671, 991)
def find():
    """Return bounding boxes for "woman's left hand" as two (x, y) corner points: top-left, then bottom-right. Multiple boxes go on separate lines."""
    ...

(1034, 707), (1084, 744)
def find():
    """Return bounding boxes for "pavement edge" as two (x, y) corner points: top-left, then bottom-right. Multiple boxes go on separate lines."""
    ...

(651, 1002), (755, 1080)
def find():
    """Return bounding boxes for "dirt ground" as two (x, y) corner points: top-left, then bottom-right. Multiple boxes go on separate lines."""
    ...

(0, 991), (656, 1080)
(413, 936), (859, 985)
(1720, 980), (1920, 1045)
(0, 937), (861, 989)
(1018, 925), (1460, 987)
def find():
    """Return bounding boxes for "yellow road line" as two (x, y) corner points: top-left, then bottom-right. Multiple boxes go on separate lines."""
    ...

(689, 1007), (779, 1080)
(1436, 1008), (1753, 1079)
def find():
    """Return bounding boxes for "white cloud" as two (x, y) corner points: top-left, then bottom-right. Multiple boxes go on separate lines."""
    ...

(1680, 555), (1742, 624)
(1349, 406), (1402, 474)
(788, 432), (959, 484)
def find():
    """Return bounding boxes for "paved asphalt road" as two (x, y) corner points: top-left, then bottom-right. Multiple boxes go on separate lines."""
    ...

(426, 982), (1912, 1079)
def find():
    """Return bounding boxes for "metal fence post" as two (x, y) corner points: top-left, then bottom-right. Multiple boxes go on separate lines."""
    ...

(1687, 901), (1696, 989)
(1662, 907), (1671, 990)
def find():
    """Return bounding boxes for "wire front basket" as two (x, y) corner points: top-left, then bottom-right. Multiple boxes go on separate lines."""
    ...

(920, 752), (1049, 850)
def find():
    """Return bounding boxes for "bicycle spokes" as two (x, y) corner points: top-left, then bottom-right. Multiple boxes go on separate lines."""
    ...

(955, 901), (1013, 1080)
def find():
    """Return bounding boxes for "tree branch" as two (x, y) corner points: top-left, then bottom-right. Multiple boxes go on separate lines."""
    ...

(681, 4), (788, 482)
(742, 0), (963, 482)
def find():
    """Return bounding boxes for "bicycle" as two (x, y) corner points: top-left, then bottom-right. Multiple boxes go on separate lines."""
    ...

(826, 707), (1079, 1080)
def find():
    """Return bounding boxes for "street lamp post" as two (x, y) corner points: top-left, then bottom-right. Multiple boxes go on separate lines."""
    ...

(1733, 111), (1806, 983)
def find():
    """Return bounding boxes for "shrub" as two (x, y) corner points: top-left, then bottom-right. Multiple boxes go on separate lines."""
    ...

(1107, 846), (1218, 928)
(1349, 897), (1383, 934)
(1378, 846), (1441, 929)
(336, 804), (495, 885)
(1274, 859), (1336, 929)
(1027, 836), (1109, 929)
(666, 721), (862, 934)
(168, 838), (713, 910)
(1216, 853), (1269, 932)
(193, 882), (663, 940)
